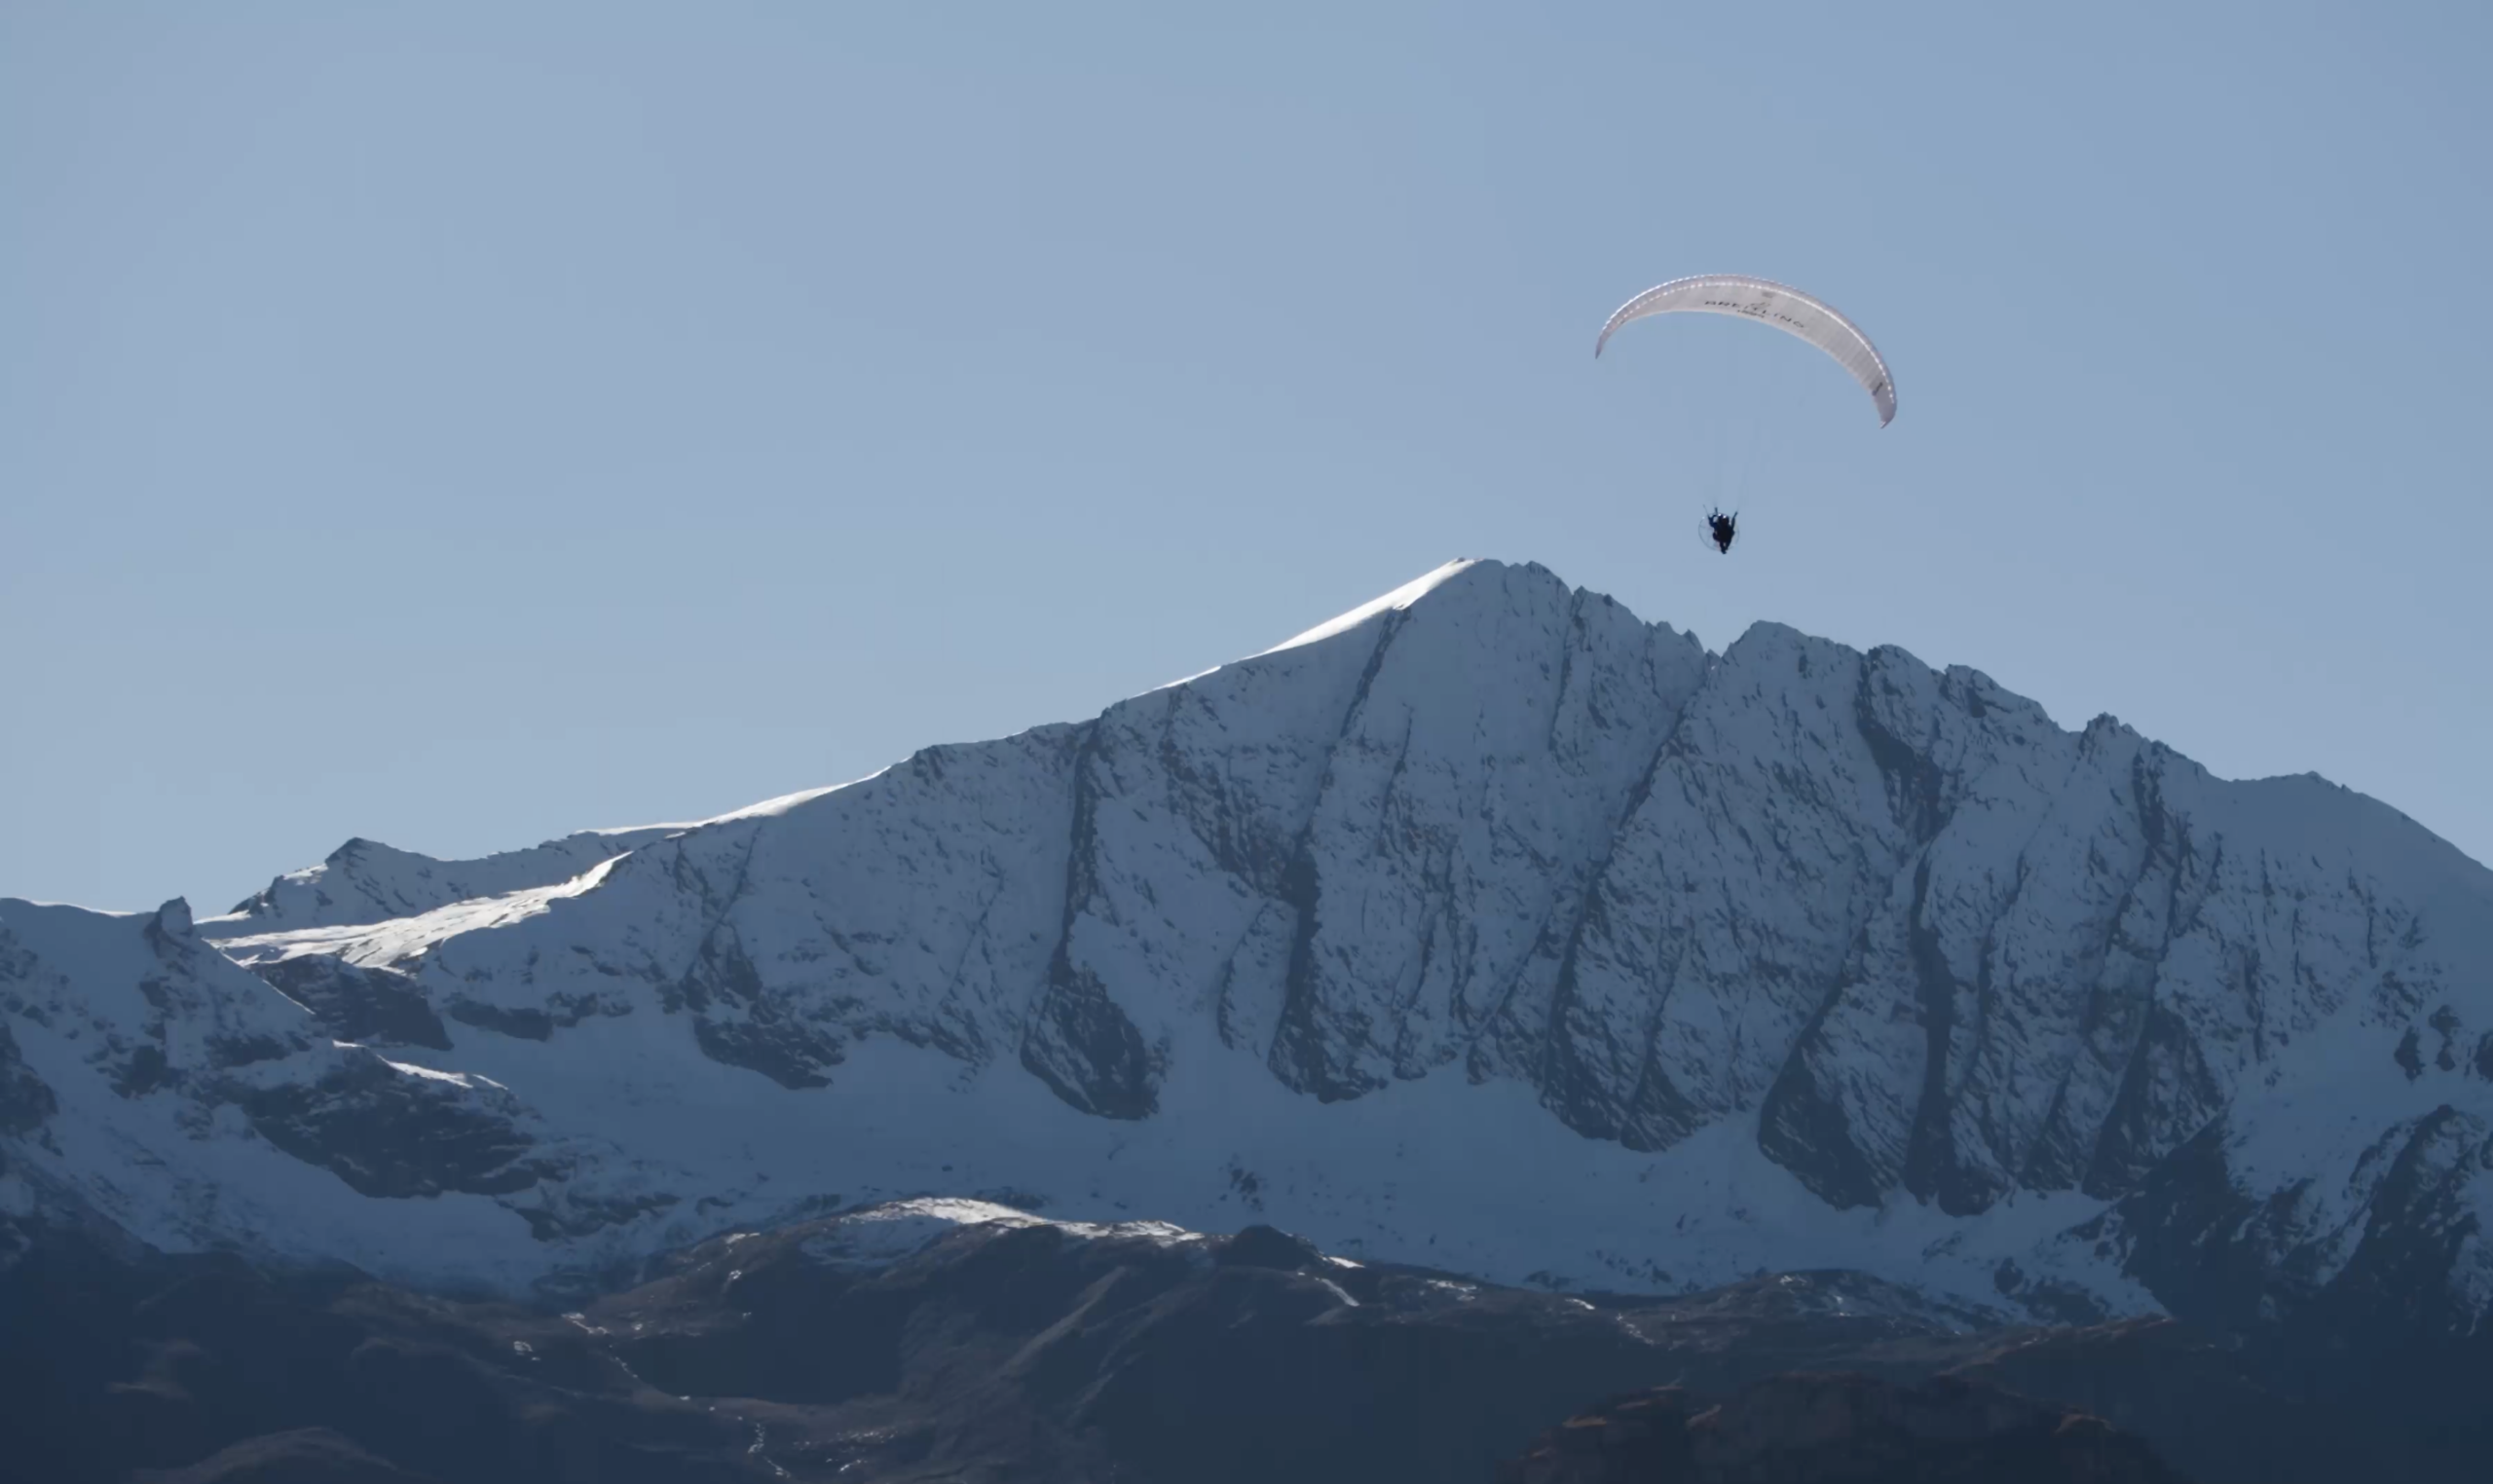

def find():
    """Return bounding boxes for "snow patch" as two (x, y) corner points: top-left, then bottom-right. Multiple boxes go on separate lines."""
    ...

(796, 1197), (1206, 1270)
(1257, 558), (1480, 654)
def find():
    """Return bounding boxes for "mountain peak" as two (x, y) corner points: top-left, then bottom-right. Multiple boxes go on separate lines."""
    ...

(153, 897), (193, 939)
(10, 559), (2491, 1374)
(1258, 556), (1493, 654)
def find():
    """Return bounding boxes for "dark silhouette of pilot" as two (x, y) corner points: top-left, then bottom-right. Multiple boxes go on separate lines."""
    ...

(1707, 508), (1738, 554)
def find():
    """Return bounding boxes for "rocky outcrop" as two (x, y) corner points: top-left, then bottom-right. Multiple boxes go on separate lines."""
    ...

(249, 954), (451, 1050)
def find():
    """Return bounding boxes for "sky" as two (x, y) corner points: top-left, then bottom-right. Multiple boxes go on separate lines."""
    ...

(4, 1), (2488, 914)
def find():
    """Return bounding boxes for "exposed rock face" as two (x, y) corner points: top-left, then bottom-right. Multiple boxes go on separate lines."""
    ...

(248, 954), (451, 1051)
(1497, 1373), (2187, 1484)
(9, 559), (2491, 1361)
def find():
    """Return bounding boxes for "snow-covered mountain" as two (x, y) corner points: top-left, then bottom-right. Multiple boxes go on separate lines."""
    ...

(7, 559), (2490, 1361)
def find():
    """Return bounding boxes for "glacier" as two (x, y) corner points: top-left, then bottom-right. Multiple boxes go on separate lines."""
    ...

(6, 558), (2491, 1350)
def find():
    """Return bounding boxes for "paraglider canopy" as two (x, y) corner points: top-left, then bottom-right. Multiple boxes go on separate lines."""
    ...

(1596, 275), (1896, 427)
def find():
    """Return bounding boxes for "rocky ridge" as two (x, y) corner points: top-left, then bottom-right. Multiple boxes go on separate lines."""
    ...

(213, 827), (688, 935)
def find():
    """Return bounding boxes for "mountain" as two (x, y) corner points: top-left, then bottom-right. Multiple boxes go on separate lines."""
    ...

(8, 558), (2492, 1387)
(1, 1199), (2305, 1484)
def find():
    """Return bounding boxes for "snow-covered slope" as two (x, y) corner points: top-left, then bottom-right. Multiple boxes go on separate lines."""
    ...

(207, 825), (691, 934)
(0, 897), (659, 1265)
(11, 559), (2493, 1350)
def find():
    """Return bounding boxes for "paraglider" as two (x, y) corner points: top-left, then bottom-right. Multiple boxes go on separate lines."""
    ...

(1706, 508), (1737, 555)
(1597, 275), (1895, 554)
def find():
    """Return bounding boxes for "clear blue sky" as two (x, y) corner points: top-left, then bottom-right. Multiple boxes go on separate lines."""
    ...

(6, 1), (2488, 914)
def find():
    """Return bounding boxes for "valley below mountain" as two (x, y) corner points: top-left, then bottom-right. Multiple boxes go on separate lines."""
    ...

(0, 1199), (2397, 1484)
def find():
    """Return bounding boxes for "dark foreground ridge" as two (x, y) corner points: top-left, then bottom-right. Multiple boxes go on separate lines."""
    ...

(1499, 1372), (2183, 1484)
(10, 1203), (2475, 1484)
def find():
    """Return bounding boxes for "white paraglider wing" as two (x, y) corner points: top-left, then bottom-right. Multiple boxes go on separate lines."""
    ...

(1595, 276), (1896, 427)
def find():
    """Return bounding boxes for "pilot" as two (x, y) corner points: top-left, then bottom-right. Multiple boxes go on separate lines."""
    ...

(1706, 508), (1738, 555)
